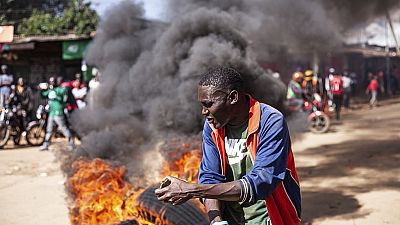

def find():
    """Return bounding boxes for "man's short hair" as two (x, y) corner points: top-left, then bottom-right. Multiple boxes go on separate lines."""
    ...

(199, 66), (244, 91)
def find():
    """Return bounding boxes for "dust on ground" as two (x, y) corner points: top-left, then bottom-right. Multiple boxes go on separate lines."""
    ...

(295, 98), (400, 225)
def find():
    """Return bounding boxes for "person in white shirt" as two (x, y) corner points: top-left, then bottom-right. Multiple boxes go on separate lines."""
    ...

(0, 65), (13, 108)
(71, 79), (88, 109)
(342, 72), (352, 109)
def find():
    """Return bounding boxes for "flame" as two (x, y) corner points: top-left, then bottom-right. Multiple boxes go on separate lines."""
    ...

(68, 158), (153, 225)
(68, 141), (203, 225)
(160, 150), (201, 183)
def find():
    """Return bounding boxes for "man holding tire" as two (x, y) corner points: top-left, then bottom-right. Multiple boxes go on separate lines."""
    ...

(156, 67), (301, 225)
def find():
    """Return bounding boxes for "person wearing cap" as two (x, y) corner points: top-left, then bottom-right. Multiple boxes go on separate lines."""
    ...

(0, 65), (14, 108)
(155, 67), (301, 225)
(287, 71), (304, 110)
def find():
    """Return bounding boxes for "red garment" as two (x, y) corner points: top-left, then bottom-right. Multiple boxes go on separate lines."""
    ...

(330, 75), (343, 95)
(367, 79), (379, 91)
(71, 79), (79, 89)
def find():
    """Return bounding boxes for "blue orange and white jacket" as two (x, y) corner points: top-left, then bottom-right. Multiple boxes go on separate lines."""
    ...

(198, 97), (301, 225)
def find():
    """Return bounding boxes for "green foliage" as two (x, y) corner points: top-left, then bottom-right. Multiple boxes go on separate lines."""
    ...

(5, 0), (99, 35)
(1, 0), (68, 25)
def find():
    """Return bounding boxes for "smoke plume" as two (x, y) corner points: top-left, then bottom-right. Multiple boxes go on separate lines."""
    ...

(72, 0), (400, 181)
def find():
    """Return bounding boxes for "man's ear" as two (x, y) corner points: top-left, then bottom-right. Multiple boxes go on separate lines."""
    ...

(228, 90), (239, 105)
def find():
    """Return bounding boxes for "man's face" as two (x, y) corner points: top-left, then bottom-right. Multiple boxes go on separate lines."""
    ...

(197, 85), (233, 129)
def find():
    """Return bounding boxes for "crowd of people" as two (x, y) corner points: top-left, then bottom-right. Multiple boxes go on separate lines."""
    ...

(0, 64), (100, 150)
(285, 67), (398, 121)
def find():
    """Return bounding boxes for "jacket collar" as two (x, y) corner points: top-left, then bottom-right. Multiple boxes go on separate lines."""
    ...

(210, 95), (261, 137)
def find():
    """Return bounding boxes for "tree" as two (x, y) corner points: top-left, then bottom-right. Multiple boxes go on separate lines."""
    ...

(1, 0), (68, 25)
(1, 0), (98, 36)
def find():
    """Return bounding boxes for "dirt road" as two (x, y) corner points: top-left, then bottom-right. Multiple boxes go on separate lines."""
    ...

(295, 99), (400, 224)
(0, 99), (399, 225)
(0, 142), (69, 225)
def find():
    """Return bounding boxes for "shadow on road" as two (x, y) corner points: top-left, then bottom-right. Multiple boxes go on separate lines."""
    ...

(298, 137), (400, 224)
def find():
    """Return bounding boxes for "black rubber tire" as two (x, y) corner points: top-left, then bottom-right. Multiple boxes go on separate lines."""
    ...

(134, 186), (209, 225)
(308, 113), (330, 134)
(0, 124), (10, 148)
(26, 123), (46, 146)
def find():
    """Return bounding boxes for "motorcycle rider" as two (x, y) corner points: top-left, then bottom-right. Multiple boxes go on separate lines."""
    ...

(302, 70), (321, 110)
(38, 76), (75, 151)
(287, 71), (304, 110)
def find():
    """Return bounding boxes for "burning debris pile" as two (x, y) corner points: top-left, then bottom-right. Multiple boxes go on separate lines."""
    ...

(68, 148), (205, 225)
(65, 0), (400, 224)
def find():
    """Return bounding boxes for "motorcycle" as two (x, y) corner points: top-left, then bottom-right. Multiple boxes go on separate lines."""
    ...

(25, 104), (47, 146)
(287, 93), (330, 134)
(25, 104), (80, 146)
(0, 106), (26, 148)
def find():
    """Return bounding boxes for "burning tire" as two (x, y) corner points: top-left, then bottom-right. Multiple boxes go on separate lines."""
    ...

(132, 186), (208, 225)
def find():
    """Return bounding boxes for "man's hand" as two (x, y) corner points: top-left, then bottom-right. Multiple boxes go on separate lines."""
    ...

(154, 176), (194, 205)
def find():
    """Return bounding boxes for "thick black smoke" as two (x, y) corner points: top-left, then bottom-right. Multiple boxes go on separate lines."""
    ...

(166, 0), (400, 60)
(72, 0), (400, 182)
(73, 1), (286, 177)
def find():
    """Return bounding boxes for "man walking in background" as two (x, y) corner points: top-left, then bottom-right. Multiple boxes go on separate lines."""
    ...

(330, 72), (344, 120)
(366, 75), (379, 108)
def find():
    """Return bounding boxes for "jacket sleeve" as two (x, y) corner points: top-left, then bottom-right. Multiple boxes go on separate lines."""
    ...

(198, 122), (226, 184)
(243, 109), (290, 202)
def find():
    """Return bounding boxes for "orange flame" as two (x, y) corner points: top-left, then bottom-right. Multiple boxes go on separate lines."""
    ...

(160, 150), (201, 183)
(68, 143), (202, 225)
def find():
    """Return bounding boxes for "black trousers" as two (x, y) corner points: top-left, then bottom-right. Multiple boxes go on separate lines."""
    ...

(333, 94), (343, 120)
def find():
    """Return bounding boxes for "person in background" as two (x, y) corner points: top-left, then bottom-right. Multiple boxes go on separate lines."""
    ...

(39, 76), (75, 151)
(342, 72), (352, 110)
(88, 68), (100, 90)
(389, 71), (398, 96)
(329, 72), (344, 120)
(72, 79), (88, 109)
(71, 73), (81, 89)
(366, 75), (379, 108)
(155, 66), (301, 225)
(376, 70), (385, 94)
(0, 65), (14, 108)
(5, 85), (25, 140)
(57, 76), (78, 114)
(16, 78), (33, 129)
(325, 68), (335, 108)
(349, 72), (358, 97)
(287, 71), (304, 110)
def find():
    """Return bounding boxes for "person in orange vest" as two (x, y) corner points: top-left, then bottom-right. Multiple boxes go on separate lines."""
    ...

(287, 72), (304, 110)
(155, 67), (301, 225)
